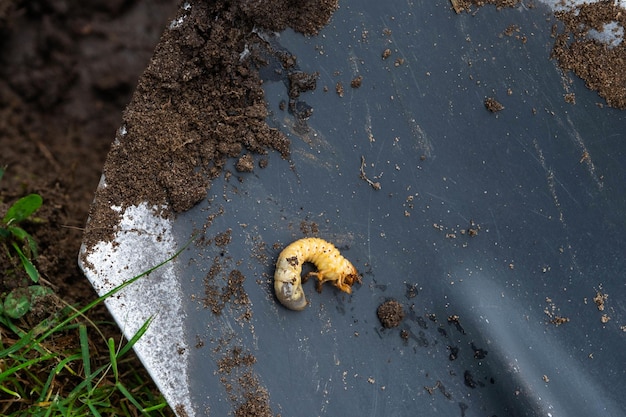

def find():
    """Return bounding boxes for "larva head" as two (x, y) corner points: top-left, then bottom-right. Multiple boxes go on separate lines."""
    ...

(275, 279), (307, 310)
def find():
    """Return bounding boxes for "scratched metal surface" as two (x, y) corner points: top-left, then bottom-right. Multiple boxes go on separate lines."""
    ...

(171, 1), (626, 416)
(81, 0), (626, 416)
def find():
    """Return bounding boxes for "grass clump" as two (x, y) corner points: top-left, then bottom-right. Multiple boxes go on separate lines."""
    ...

(1, 168), (177, 416)
(0, 256), (177, 416)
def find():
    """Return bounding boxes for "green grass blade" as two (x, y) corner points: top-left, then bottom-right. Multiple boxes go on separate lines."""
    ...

(88, 402), (103, 417)
(79, 324), (92, 392)
(0, 352), (57, 381)
(37, 353), (82, 403)
(33, 239), (192, 350)
(0, 383), (20, 399)
(67, 363), (109, 399)
(12, 241), (40, 282)
(0, 328), (35, 356)
(142, 402), (169, 413)
(116, 381), (147, 415)
(117, 316), (153, 359)
(107, 337), (119, 382)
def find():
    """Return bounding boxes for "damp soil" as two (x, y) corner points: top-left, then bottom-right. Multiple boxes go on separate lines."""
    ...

(0, 0), (179, 303)
(81, 0), (337, 253)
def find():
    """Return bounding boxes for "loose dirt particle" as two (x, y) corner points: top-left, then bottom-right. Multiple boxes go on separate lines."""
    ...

(503, 24), (520, 37)
(336, 81), (344, 97)
(484, 97), (504, 112)
(564, 93), (576, 104)
(544, 297), (570, 326)
(593, 290), (607, 311)
(351, 75), (363, 88)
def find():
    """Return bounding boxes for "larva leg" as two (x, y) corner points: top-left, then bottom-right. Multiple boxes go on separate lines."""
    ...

(310, 270), (357, 294)
(301, 271), (315, 284)
(303, 271), (325, 293)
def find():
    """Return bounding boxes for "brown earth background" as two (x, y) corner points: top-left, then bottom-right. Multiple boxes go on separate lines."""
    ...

(0, 0), (181, 412)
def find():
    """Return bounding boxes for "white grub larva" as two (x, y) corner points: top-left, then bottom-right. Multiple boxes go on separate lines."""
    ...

(274, 237), (361, 311)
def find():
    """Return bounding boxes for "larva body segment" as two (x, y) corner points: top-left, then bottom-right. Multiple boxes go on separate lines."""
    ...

(274, 237), (361, 311)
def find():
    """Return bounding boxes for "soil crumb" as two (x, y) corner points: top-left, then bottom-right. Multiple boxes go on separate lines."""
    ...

(377, 299), (405, 328)
(593, 289), (608, 311)
(351, 75), (364, 88)
(236, 154), (255, 173)
(484, 97), (504, 113)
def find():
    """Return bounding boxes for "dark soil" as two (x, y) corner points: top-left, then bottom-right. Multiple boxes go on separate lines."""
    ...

(484, 97), (505, 113)
(81, 0), (336, 252)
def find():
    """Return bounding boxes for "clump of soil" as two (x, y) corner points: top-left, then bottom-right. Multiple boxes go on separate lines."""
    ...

(593, 289), (607, 311)
(551, 1), (626, 109)
(350, 75), (363, 88)
(239, 0), (337, 35)
(236, 154), (255, 173)
(83, 0), (337, 251)
(377, 299), (405, 328)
